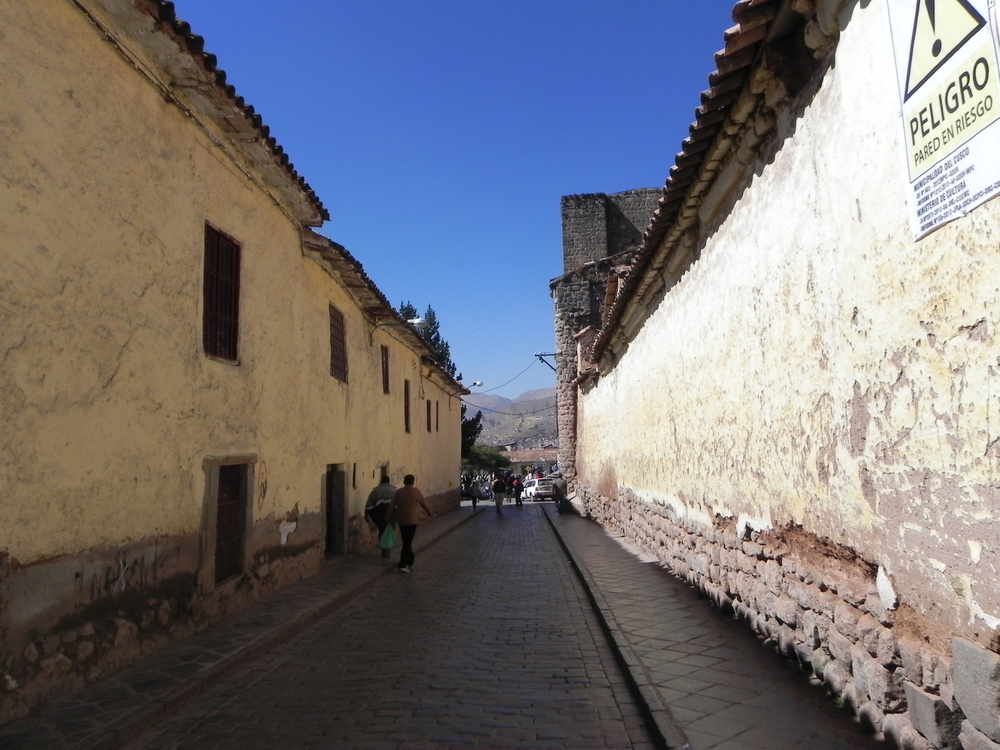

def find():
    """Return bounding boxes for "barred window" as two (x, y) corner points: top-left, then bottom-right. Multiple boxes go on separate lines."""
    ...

(329, 304), (348, 382)
(381, 345), (390, 394)
(203, 225), (240, 361)
(426, 400), (432, 432)
(404, 380), (411, 433)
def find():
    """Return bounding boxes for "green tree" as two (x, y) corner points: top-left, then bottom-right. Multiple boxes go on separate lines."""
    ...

(398, 300), (418, 321)
(397, 301), (458, 378)
(460, 405), (483, 458)
(462, 444), (510, 474)
(398, 301), (474, 449)
(420, 305), (457, 378)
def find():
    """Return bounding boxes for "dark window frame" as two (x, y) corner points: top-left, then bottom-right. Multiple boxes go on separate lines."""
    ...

(329, 304), (348, 382)
(203, 225), (241, 362)
(426, 399), (432, 432)
(404, 380), (411, 433)
(381, 345), (390, 394)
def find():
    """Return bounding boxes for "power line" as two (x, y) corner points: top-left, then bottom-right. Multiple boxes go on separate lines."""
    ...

(462, 401), (555, 417)
(453, 266), (561, 346)
(474, 359), (539, 395)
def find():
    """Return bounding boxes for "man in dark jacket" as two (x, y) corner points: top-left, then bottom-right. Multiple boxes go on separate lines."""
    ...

(552, 475), (569, 514)
(365, 476), (396, 558)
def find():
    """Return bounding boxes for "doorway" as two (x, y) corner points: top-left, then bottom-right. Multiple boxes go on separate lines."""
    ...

(325, 464), (347, 556)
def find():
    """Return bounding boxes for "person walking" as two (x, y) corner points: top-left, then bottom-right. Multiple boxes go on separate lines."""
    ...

(511, 475), (524, 507)
(552, 474), (569, 514)
(365, 475), (397, 558)
(491, 474), (507, 515)
(384, 474), (432, 573)
(468, 477), (480, 509)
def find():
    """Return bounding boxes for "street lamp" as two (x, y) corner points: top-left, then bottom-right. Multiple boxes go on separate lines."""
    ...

(368, 316), (427, 345)
(449, 381), (483, 400)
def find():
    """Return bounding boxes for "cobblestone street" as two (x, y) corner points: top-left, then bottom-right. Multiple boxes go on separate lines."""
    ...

(117, 506), (657, 750)
(2, 503), (891, 750)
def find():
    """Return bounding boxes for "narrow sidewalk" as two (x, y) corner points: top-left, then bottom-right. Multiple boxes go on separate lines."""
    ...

(544, 505), (885, 750)
(0, 508), (476, 750)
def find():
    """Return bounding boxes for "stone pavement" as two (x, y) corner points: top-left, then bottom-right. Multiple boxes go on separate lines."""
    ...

(0, 509), (475, 750)
(113, 502), (659, 750)
(549, 508), (885, 750)
(0, 503), (886, 750)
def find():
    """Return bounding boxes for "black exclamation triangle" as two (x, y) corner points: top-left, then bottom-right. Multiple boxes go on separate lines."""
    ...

(926, 0), (943, 56)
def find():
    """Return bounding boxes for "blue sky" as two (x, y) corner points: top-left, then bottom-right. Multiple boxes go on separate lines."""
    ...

(176, 1), (737, 399)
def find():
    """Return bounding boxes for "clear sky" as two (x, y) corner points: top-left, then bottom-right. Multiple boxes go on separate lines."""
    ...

(176, 1), (738, 399)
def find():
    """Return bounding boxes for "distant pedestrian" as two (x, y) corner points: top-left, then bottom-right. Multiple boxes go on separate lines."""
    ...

(384, 475), (433, 573)
(491, 474), (507, 515)
(511, 476), (523, 506)
(552, 474), (569, 514)
(468, 478), (480, 509)
(365, 475), (396, 558)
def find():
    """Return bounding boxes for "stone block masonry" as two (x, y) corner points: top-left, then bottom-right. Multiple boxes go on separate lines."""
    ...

(577, 483), (1000, 750)
(552, 189), (661, 483)
(0, 534), (323, 726)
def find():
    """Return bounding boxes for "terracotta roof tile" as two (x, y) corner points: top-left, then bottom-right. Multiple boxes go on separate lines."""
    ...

(591, 0), (785, 360)
(143, 0), (328, 223)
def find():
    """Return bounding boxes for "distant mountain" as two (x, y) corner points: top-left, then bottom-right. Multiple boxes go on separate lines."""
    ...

(514, 388), (557, 403)
(464, 388), (557, 449)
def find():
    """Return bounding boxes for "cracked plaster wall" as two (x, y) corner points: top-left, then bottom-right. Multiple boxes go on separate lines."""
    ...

(0, 0), (461, 698)
(576, 1), (1000, 648)
(1, 0), (460, 567)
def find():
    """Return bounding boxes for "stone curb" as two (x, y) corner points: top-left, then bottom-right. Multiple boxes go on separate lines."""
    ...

(542, 506), (692, 750)
(66, 508), (481, 750)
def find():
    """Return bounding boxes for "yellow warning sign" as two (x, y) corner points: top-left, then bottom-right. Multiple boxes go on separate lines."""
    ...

(888, 0), (1000, 238)
(905, 0), (987, 100)
(905, 40), (998, 176)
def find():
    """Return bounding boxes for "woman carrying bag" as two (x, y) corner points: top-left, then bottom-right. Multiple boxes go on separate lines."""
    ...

(365, 476), (396, 558)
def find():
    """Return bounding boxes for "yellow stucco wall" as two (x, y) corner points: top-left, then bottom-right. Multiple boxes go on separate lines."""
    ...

(577, 1), (1000, 638)
(0, 0), (460, 566)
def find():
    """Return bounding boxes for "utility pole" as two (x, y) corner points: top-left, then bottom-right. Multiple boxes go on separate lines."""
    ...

(534, 352), (556, 372)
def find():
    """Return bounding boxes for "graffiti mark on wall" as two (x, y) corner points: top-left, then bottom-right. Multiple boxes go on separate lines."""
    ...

(257, 460), (268, 511)
(88, 546), (181, 602)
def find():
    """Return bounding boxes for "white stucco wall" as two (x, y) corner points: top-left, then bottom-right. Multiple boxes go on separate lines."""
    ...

(577, 1), (1000, 641)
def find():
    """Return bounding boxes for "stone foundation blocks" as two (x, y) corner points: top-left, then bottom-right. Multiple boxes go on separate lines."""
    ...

(794, 641), (814, 666)
(774, 594), (802, 627)
(808, 586), (839, 619)
(960, 720), (1000, 750)
(828, 627), (854, 665)
(856, 613), (897, 666)
(953, 637), (1000, 743)
(852, 645), (905, 712)
(883, 714), (936, 750)
(835, 599), (861, 635)
(811, 647), (831, 680)
(578, 486), (1000, 750)
(897, 635), (925, 685)
(823, 659), (851, 695)
(903, 681), (964, 750)
(786, 578), (811, 608)
(774, 623), (797, 657)
(859, 700), (886, 733)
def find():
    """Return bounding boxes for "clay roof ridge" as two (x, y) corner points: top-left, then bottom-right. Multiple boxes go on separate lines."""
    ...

(591, 0), (781, 360)
(155, 1), (329, 223)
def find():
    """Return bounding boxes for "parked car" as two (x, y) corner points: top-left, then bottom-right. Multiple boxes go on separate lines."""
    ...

(523, 477), (554, 500)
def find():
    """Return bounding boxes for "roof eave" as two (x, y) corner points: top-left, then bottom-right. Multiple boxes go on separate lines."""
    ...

(81, 0), (329, 226)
